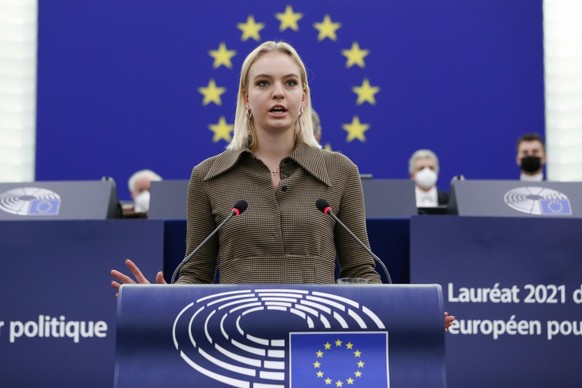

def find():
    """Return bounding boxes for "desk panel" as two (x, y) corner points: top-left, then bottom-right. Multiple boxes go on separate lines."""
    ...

(410, 216), (582, 387)
(0, 220), (163, 387)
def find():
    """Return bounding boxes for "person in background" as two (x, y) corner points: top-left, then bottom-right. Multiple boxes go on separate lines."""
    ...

(516, 133), (546, 181)
(311, 108), (322, 143)
(112, 41), (455, 330)
(409, 149), (449, 207)
(127, 169), (162, 213)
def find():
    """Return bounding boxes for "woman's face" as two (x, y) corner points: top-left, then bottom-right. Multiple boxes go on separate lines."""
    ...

(245, 51), (306, 135)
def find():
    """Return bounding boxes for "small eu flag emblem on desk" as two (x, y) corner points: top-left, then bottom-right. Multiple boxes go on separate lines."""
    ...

(540, 199), (572, 216)
(289, 331), (389, 387)
(28, 199), (60, 215)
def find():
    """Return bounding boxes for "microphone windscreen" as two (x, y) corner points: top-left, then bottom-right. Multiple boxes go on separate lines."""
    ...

(233, 200), (248, 214)
(316, 198), (330, 213)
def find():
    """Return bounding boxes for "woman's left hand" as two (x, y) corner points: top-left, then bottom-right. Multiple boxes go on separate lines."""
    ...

(444, 311), (455, 331)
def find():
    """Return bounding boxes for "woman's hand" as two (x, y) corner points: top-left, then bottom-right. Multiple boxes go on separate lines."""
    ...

(444, 311), (456, 331)
(111, 259), (166, 296)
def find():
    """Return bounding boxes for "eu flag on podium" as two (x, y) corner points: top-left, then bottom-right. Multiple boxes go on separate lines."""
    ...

(540, 198), (572, 215)
(289, 331), (390, 387)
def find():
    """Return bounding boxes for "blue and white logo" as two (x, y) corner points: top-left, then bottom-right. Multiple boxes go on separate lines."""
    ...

(290, 331), (389, 387)
(0, 187), (61, 216)
(172, 288), (389, 387)
(504, 186), (572, 216)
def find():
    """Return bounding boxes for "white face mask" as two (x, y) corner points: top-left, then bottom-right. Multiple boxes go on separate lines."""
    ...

(414, 167), (438, 190)
(134, 191), (151, 212)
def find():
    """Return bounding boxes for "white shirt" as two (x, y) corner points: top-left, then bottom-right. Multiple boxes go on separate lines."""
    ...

(520, 172), (544, 182)
(415, 186), (438, 207)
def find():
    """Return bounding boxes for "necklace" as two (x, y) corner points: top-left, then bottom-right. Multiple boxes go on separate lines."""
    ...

(254, 153), (280, 175)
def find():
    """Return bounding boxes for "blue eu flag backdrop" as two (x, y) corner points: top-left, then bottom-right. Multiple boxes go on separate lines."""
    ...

(36, 1), (545, 198)
(290, 331), (389, 387)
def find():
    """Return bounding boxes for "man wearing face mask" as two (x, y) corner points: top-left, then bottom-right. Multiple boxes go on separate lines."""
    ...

(127, 169), (162, 213)
(409, 149), (449, 208)
(516, 133), (546, 181)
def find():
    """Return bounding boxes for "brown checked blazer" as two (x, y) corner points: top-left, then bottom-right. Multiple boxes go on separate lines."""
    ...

(177, 142), (382, 285)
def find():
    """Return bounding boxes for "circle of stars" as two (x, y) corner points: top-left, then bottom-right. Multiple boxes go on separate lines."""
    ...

(198, 4), (381, 145)
(312, 338), (366, 386)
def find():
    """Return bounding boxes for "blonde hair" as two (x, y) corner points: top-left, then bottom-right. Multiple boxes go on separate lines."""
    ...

(227, 41), (320, 151)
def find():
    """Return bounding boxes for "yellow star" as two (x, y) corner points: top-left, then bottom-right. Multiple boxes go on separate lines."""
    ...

(313, 15), (341, 41)
(324, 342), (332, 350)
(198, 79), (226, 106)
(354, 350), (362, 357)
(352, 79), (380, 105)
(335, 381), (344, 387)
(317, 371), (324, 378)
(323, 143), (333, 151)
(355, 371), (362, 378)
(208, 116), (233, 143)
(335, 339), (342, 347)
(357, 360), (365, 368)
(275, 5), (303, 31)
(208, 42), (236, 69)
(343, 116), (370, 142)
(342, 42), (369, 68)
(237, 15), (265, 41)
(347, 377), (354, 385)
(346, 342), (353, 349)
(316, 350), (324, 358)
(313, 361), (321, 368)
(325, 377), (332, 385)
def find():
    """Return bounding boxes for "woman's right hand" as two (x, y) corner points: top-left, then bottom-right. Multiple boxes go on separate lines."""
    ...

(111, 259), (166, 296)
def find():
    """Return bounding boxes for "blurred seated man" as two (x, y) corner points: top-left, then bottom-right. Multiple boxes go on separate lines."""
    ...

(127, 169), (162, 213)
(516, 133), (546, 181)
(409, 149), (448, 207)
(311, 109), (322, 142)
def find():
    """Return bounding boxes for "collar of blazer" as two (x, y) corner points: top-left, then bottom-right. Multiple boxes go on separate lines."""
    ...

(204, 142), (332, 187)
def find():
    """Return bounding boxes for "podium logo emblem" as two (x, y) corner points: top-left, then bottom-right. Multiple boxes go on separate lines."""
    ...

(172, 288), (390, 387)
(504, 186), (572, 216)
(0, 187), (61, 216)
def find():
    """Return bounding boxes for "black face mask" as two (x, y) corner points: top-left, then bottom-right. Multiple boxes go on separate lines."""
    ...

(521, 156), (542, 173)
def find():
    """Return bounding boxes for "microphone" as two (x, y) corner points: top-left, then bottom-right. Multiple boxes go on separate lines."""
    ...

(316, 198), (392, 284)
(170, 200), (248, 284)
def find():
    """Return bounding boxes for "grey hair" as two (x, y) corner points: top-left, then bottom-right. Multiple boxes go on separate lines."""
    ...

(127, 169), (162, 193)
(408, 149), (439, 174)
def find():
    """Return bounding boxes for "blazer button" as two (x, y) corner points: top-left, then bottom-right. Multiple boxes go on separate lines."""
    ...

(281, 185), (288, 192)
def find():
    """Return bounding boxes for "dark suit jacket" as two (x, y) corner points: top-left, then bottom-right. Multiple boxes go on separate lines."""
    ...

(437, 190), (449, 206)
(178, 142), (381, 285)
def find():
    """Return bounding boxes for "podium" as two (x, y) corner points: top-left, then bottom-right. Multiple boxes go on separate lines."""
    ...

(115, 284), (446, 387)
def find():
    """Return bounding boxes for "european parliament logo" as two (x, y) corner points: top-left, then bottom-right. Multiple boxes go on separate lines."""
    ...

(171, 288), (390, 387)
(504, 186), (573, 216)
(0, 187), (61, 216)
(290, 331), (389, 387)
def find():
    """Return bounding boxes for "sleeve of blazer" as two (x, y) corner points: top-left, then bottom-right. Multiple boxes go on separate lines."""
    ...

(177, 163), (219, 284)
(334, 157), (382, 284)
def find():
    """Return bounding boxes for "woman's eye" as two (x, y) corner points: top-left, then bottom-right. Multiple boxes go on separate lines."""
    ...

(286, 80), (298, 86)
(257, 80), (269, 87)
